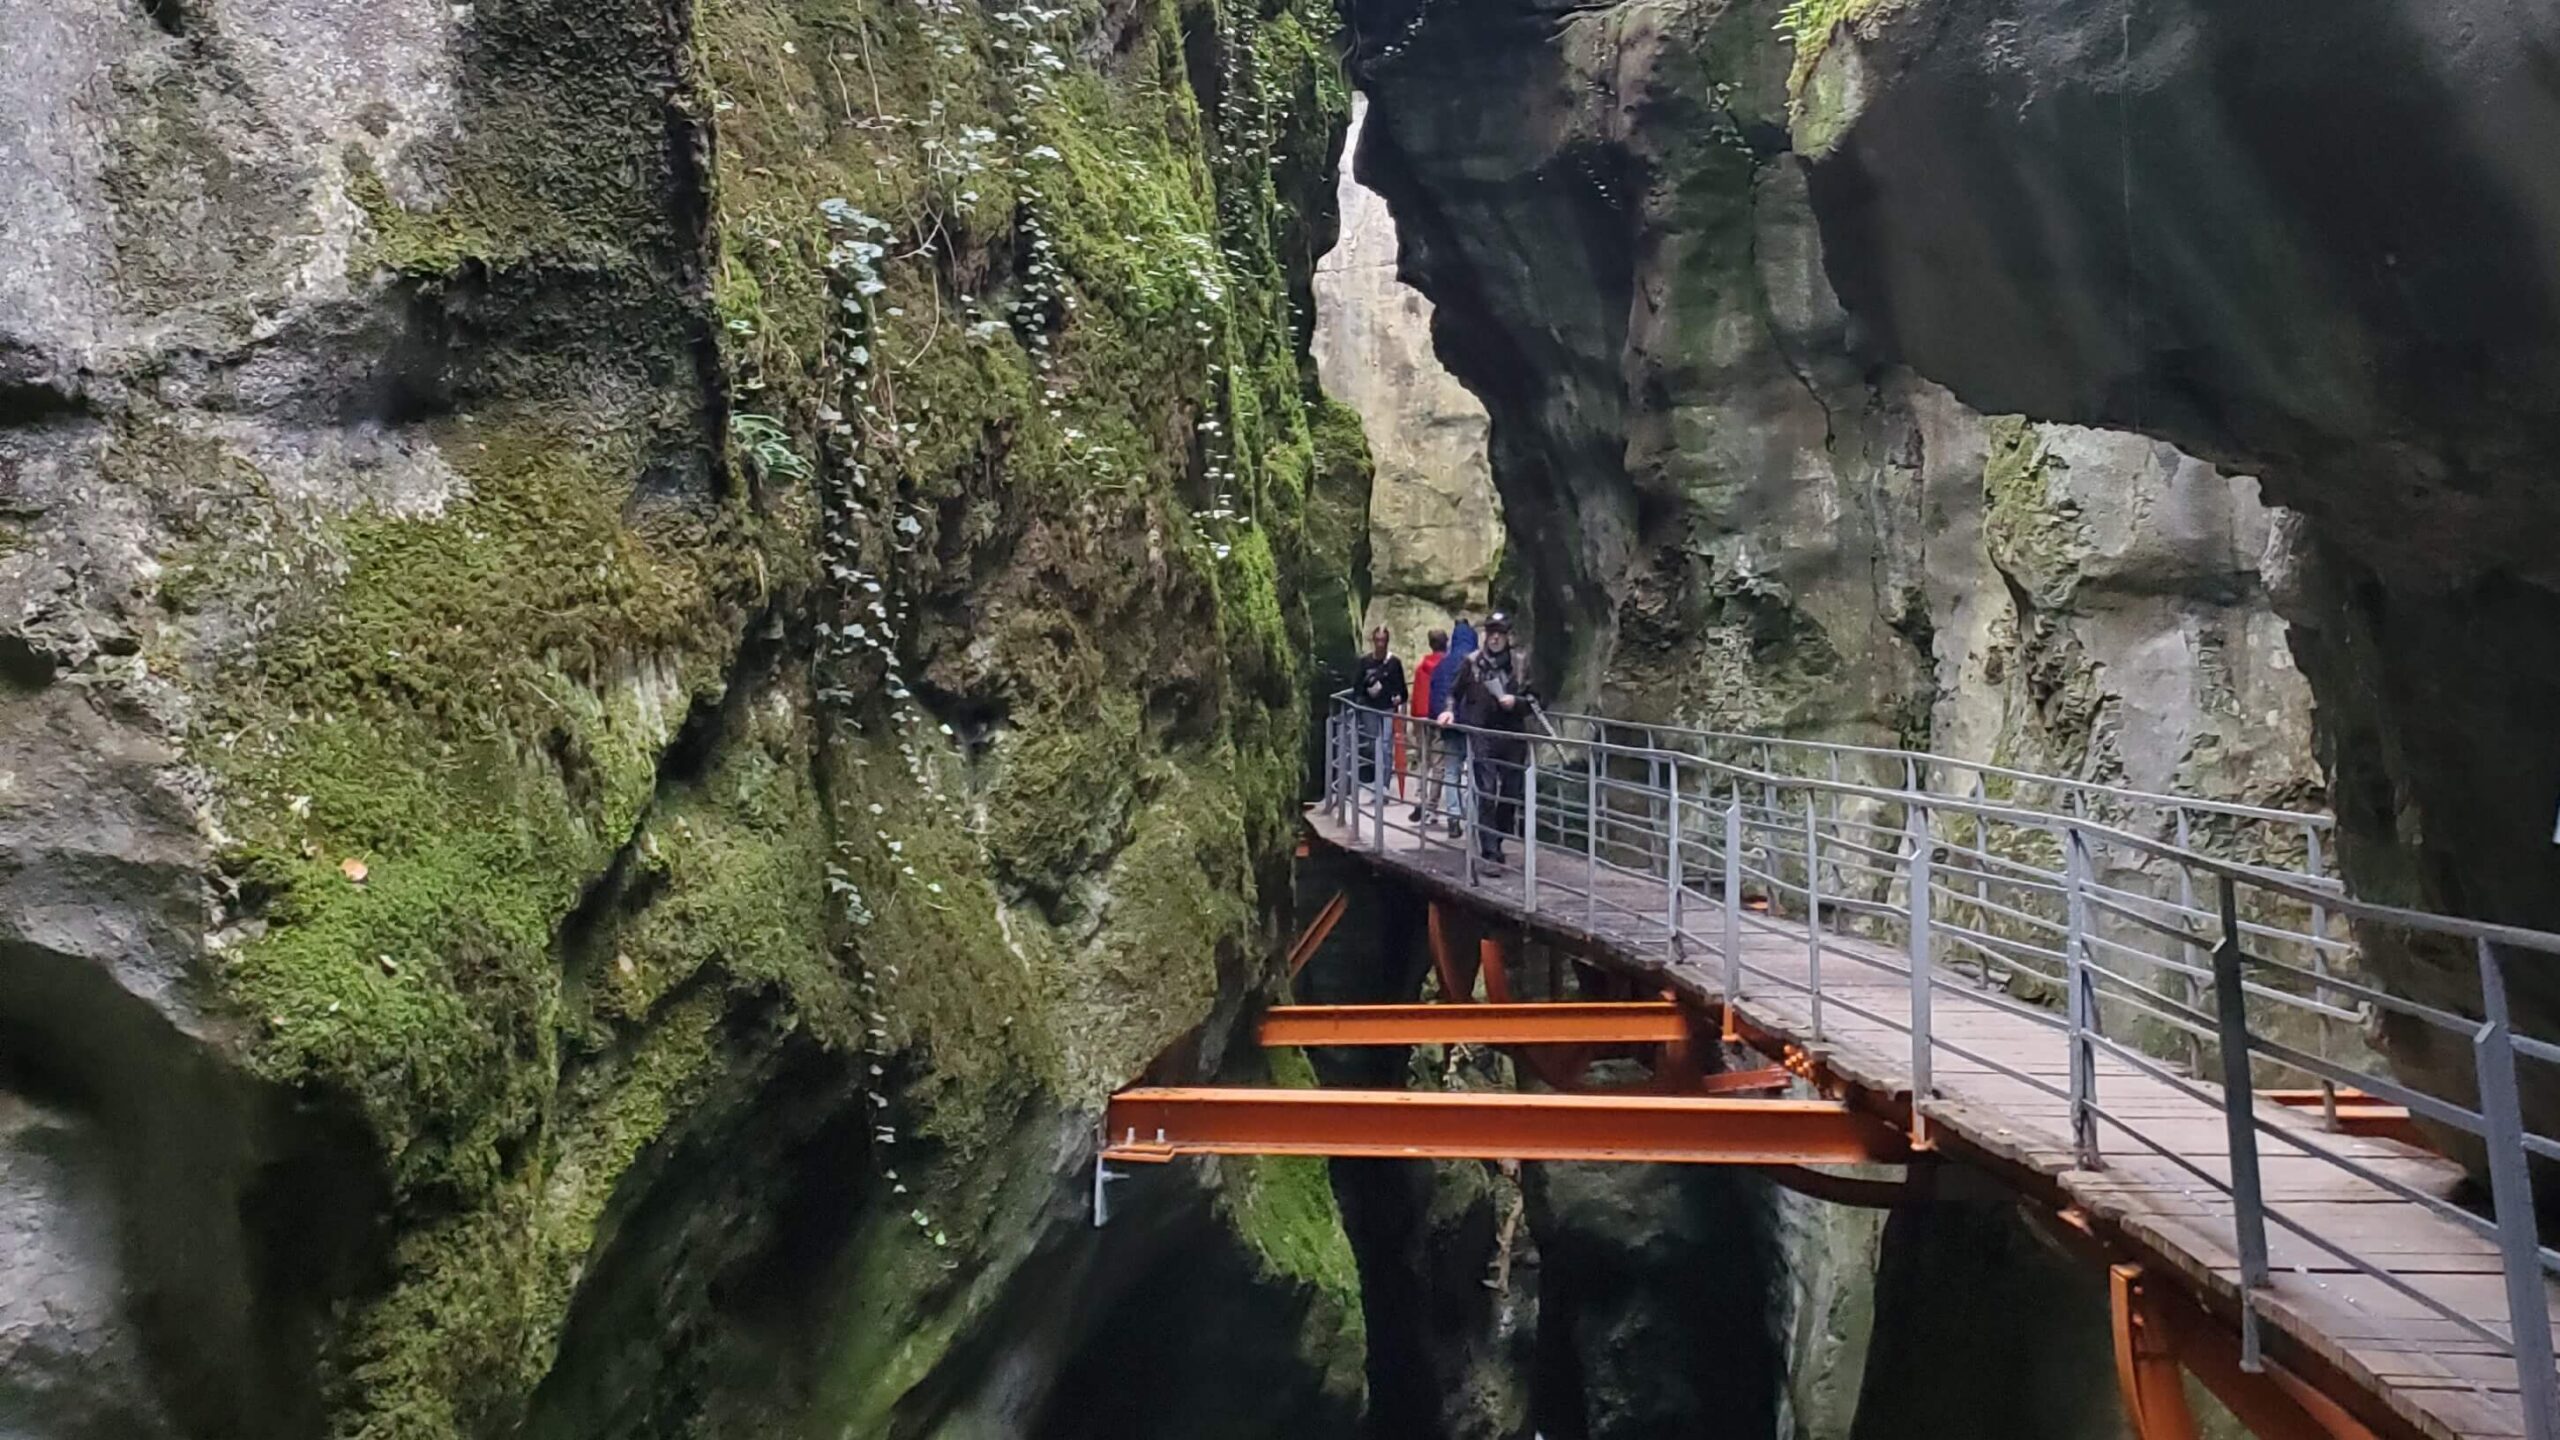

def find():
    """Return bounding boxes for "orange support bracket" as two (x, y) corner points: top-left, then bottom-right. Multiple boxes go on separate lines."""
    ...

(1101, 1087), (1913, 1167)
(2112, 1264), (2203, 1440)
(1427, 902), (1477, 1001)
(1259, 1001), (1690, 1048)
(1478, 933), (1517, 1003)
(1696, 1065), (1794, 1095)
(1284, 892), (1349, 979)
(2259, 1090), (2431, 1149)
(2109, 1263), (2381, 1440)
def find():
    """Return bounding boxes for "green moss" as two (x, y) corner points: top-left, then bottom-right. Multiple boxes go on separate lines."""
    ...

(1222, 1048), (1363, 1314)
(984, 692), (1147, 897)
(1051, 770), (1256, 1100)
(196, 413), (750, 1187)
(1982, 416), (2092, 611)
(1779, 0), (1898, 100)
(1228, 1154), (1365, 1311)
(677, 0), (1359, 1425)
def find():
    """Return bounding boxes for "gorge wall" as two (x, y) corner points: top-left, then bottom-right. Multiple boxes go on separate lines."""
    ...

(1311, 95), (1502, 651)
(1327, 0), (2355, 1433)
(0, 0), (1369, 1435)
(1793, 0), (2560, 1112)
(1340, 0), (2318, 817)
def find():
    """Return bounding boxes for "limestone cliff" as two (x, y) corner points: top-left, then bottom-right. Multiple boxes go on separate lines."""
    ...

(1340, 0), (2317, 824)
(1793, 0), (2560, 1125)
(1313, 94), (1502, 650)
(0, 1), (1363, 1435)
(1335, 0), (2328, 1430)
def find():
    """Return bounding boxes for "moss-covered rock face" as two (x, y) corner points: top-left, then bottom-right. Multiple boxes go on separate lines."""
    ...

(0, 0), (1361, 1434)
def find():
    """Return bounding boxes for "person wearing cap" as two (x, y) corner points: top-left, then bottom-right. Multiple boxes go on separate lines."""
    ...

(1354, 624), (1407, 807)
(1438, 611), (1534, 864)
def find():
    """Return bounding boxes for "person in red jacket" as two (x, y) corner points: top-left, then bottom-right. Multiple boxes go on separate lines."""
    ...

(1407, 629), (1449, 822)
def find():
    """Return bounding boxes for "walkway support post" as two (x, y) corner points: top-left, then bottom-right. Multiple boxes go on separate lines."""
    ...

(1805, 789), (1824, 1046)
(2307, 823), (2339, 1131)
(1723, 796), (1744, 1023)
(1907, 805), (1934, 1108)
(1345, 710), (1362, 846)
(2473, 937), (2560, 1440)
(1971, 773), (1994, 988)
(1523, 747), (1541, 909)
(2066, 827), (2100, 1170)
(1666, 759), (1685, 945)
(1326, 708), (1343, 819)
(1586, 735), (1600, 929)
(1371, 716), (1387, 854)
(2176, 810), (2207, 1076)
(2212, 877), (2273, 1372)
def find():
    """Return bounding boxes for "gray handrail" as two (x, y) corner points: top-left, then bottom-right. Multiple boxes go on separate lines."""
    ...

(1320, 692), (2560, 1437)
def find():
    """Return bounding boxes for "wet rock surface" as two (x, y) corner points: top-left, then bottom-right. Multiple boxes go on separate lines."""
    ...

(0, 0), (1366, 1433)
(1314, 95), (1503, 647)
(1798, 0), (2560, 1131)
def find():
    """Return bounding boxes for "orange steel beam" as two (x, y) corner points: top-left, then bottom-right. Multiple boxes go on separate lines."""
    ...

(2260, 1090), (2430, 1148)
(1259, 1002), (1690, 1048)
(1102, 1088), (1912, 1166)
(1697, 1065), (1794, 1095)
(1284, 892), (1349, 979)
(2110, 1263), (2382, 1440)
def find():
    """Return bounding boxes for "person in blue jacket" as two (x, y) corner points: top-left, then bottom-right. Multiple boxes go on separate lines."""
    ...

(1426, 614), (1478, 835)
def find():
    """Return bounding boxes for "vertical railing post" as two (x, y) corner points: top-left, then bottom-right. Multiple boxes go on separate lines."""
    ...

(1324, 707), (1339, 817)
(1370, 711), (1386, 855)
(1345, 709), (1363, 846)
(1908, 804), (1934, 1107)
(1586, 735), (1600, 928)
(2213, 876), (2273, 1372)
(1970, 774), (1993, 988)
(2307, 823), (2339, 1130)
(1523, 746), (1541, 909)
(1646, 748), (1665, 874)
(2474, 937), (2560, 1440)
(1723, 795), (1744, 1015)
(2065, 827), (2100, 1170)
(1666, 760), (1685, 945)
(1805, 788), (1824, 1045)
(1331, 702), (1351, 814)
(2176, 810), (2206, 1076)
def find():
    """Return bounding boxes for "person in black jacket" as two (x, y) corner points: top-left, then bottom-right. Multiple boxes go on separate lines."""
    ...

(1438, 612), (1533, 863)
(1353, 625), (1407, 802)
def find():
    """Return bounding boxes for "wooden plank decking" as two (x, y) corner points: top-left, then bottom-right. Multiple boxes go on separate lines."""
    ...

(1307, 805), (2560, 1440)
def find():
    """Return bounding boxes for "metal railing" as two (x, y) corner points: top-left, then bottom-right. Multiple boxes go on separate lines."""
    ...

(1321, 693), (2560, 1435)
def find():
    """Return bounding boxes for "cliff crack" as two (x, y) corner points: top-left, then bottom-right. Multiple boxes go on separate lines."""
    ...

(1743, 163), (1836, 453)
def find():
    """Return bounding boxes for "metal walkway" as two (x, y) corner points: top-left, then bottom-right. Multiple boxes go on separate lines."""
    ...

(1300, 696), (2560, 1440)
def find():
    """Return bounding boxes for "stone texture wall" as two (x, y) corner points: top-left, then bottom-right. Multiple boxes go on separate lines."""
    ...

(1334, 0), (2330, 1430)
(0, 1), (1366, 1435)
(1313, 92), (1503, 652)
(1794, 0), (2560, 1139)
(1340, 0), (2319, 826)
